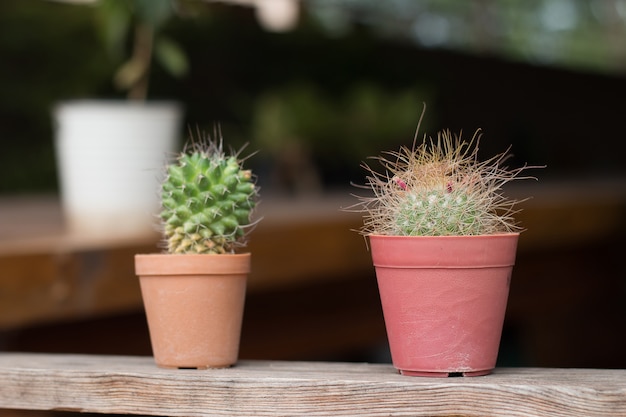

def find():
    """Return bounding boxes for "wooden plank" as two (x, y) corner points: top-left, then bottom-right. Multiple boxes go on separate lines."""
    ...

(0, 216), (371, 330)
(0, 246), (150, 330)
(0, 194), (372, 330)
(0, 353), (624, 417)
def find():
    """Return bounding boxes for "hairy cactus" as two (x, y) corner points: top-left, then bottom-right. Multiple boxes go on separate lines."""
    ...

(393, 187), (485, 236)
(351, 122), (537, 237)
(160, 132), (258, 254)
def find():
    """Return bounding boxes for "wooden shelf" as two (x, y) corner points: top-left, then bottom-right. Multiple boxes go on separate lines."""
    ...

(0, 353), (625, 417)
(2, 181), (626, 368)
(0, 193), (372, 330)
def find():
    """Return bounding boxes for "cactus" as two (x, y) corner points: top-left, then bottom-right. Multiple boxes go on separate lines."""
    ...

(160, 131), (258, 254)
(352, 124), (536, 237)
(393, 187), (485, 236)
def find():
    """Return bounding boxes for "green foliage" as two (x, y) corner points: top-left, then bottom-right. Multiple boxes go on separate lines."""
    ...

(251, 82), (430, 180)
(160, 132), (258, 254)
(94, 0), (189, 99)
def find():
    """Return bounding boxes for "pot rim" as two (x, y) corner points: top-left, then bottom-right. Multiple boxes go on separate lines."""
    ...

(135, 253), (251, 276)
(367, 232), (520, 239)
(368, 233), (519, 268)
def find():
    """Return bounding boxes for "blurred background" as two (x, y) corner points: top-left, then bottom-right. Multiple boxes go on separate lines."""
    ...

(4, 0), (626, 194)
(1, 0), (626, 384)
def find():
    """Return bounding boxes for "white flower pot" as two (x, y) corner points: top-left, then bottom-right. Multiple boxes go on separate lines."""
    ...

(54, 100), (183, 237)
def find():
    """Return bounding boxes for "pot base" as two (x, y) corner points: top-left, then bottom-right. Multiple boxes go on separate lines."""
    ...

(399, 369), (492, 377)
(157, 364), (233, 370)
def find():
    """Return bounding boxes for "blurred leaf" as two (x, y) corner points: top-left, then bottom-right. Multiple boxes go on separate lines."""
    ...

(154, 36), (189, 78)
(95, 0), (132, 60)
(134, 0), (173, 28)
(113, 57), (148, 90)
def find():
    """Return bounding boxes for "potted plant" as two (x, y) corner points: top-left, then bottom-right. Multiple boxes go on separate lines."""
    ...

(349, 114), (538, 377)
(134, 129), (260, 369)
(53, 0), (189, 236)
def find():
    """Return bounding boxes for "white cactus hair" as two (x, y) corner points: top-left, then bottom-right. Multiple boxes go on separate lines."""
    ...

(350, 106), (540, 237)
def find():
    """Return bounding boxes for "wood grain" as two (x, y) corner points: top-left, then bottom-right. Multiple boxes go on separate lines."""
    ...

(0, 353), (624, 417)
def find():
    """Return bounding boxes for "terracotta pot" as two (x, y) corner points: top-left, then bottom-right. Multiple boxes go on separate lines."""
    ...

(134, 253), (250, 369)
(369, 233), (519, 377)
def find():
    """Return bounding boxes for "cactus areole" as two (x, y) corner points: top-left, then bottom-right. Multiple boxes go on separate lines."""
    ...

(160, 135), (258, 255)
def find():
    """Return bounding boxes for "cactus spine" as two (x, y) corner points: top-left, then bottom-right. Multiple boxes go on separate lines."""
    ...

(353, 126), (534, 237)
(160, 132), (258, 254)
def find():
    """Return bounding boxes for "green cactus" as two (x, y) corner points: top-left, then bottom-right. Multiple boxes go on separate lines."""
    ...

(392, 187), (485, 236)
(160, 133), (258, 254)
(352, 124), (536, 237)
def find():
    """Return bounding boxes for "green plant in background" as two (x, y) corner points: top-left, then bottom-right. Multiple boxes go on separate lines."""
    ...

(250, 82), (430, 193)
(352, 112), (537, 237)
(253, 82), (428, 160)
(160, 129), (259, 254)
(95, 0), (190, 100)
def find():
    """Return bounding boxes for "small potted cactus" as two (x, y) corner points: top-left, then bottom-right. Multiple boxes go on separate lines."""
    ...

(350, 117), (537, 377)
(134, 129), (259, 369)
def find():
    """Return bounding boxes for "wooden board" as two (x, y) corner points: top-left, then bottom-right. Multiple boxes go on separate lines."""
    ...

(0, 194), (372, 330)
(0, 353), (625, 417)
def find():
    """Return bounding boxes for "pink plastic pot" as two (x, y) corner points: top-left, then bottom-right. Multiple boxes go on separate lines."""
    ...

(369, 233), (519, 377)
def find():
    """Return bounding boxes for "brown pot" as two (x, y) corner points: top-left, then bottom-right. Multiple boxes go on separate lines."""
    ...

(134, 253), (250, 369)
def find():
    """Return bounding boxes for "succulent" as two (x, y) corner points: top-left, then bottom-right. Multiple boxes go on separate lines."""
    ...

(160, 131), (258, 254)
(352, 123), (536, 237)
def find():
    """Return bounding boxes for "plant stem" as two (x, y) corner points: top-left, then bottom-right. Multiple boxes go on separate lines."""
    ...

(128, 22), (153, 101)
